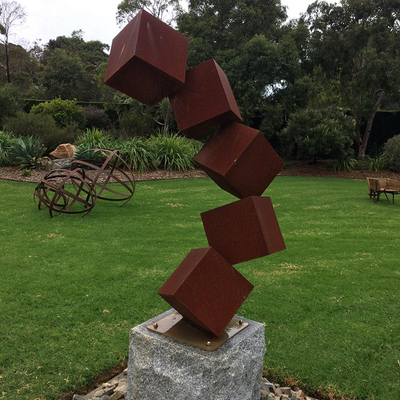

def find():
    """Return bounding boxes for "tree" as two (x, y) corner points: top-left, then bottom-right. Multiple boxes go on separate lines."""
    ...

(30, 98), (86, 129)
(0, 1), (26, 83)
(280, 106), (356, 163)
(116, 0), (181, 25)
(0, 42), (38, 96)
(0, 82), (23, 126)
(40, 48), (91, 100)
(38, 32), (109, 101)
(303, 0), (400, 158)
(176, 0), (292, 123)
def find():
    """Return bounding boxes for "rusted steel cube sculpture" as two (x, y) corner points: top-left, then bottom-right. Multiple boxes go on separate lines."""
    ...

(169, 59), (242, 139)
(104, 10), (287, 341)
(201, 196), (286, 265)
(158, 247), (253, 337)
(193, 122), (285, 198)
(104, 9), (188, 106)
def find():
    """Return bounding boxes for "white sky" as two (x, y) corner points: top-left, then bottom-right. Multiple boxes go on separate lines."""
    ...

(11, 0), (336, 50)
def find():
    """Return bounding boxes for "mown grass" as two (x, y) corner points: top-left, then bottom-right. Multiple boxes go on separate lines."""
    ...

(0, 176), (399, 399)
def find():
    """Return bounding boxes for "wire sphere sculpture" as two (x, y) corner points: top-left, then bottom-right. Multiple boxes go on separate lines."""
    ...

(34, 149), (135, 217)
(71, 149), (135, 206)
(34, 168), (97, 217)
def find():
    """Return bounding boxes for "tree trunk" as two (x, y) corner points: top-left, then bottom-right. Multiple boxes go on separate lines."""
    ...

(358, 90), (385, 159)
(5, 36), (11, 83)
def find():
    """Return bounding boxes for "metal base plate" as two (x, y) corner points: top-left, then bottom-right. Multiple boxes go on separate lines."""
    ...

(147, 311), (249, 351)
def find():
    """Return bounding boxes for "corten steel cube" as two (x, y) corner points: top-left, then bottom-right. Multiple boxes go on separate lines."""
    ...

(193, 122), (285, 198)
(104, 9), (188, 106)
(169, 59), (242, 139)
(201, 196), (286, 265)
(158, 247), (254, 337)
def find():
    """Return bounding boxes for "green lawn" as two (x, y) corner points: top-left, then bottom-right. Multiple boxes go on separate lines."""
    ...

(0, 176), (399, 399)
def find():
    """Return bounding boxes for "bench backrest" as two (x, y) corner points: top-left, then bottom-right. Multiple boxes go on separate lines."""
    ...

(386, 178), (400, 191)
(367, 177), (400, 192)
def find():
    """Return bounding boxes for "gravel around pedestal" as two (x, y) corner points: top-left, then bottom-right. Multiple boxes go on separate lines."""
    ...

(72, 370), (320, 400)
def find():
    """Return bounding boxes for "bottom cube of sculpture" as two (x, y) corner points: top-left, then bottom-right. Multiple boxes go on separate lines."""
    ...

(158, 247), (253, 337)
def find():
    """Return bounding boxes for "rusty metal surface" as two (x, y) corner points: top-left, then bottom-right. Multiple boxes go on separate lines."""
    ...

(34, 149), (135, 217)
(193, 122), (285, 198)
(104, 9), (188, 106)
(147, 311), (249, 351)
(104, 11), (288, 340)
(71, 149), (135, 205)
(201, 197), (286, 265)
(158, 247), (253, 337)
(169, 59), (242, 139)
(34, 168), (97, 217)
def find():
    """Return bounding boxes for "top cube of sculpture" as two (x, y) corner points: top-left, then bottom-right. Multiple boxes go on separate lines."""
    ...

(104, 9), (188, 106)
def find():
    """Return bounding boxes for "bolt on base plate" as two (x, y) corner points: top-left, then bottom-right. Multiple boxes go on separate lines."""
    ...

(147, 311), (249, 351)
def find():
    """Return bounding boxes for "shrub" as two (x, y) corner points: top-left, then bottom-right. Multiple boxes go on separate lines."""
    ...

(383, 135), (400, 172)
(9, 136), (46, 169)
(280, 106), (356, 163)
(150, 133), (201, 171)
(3, 112), (80, 154)
(30, 98), (86, 129)
(118, 100), (156, 138)
(82, 106), (111, 130)
(0, 131), (18, 167)
(74, 128), (112, 149)
(119, 137), (158, 172)
(366, 154), (387, 172)
(73, 145), (105, 163)
(0, 84), (24, 127)
(331, 157), (358, 172)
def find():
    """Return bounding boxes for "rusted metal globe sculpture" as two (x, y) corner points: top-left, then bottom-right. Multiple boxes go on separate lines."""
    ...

(71, 149), (135, 206)
(34, 149), (135, 217)
(34, 168), (97, 217)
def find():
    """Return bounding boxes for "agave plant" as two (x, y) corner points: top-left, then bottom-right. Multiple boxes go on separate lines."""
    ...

(9, 136), (46, 170)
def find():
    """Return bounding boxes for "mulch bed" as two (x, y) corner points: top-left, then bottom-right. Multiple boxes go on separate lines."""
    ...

(1, 160), (400, 183)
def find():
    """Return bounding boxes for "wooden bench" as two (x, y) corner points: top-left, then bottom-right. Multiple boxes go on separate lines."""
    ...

(367, 177), (400, 203)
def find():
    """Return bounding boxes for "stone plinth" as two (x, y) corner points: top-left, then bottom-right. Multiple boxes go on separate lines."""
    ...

(126, 309), (266, 400)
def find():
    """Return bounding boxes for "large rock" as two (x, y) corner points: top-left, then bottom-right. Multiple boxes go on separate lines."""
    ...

(47, 158), (74, 171)
(126, 309), (266, 400)
(49, 143), (77, 159)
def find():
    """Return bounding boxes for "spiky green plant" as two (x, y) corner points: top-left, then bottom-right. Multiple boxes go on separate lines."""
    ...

(9, 136), (46, 169)
(150, 133), (201, 171)
(119, 137), (158, 172)
(331, 157), (358, 172)
(366, 154), (387, 172)
(0, 131), (18, 167)
(74, 128), (112, 149)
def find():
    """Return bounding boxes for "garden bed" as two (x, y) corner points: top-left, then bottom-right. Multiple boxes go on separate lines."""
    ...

(2, 159), (400, 183)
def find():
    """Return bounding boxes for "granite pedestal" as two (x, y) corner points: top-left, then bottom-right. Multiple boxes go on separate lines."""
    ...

(126, 309), (266, 400)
